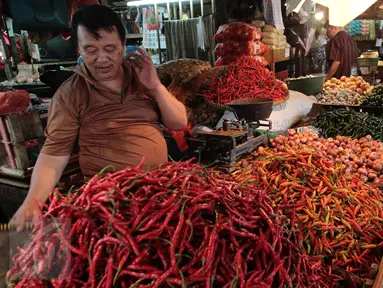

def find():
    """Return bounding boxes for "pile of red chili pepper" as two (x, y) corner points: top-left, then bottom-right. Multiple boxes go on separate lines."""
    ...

(7, 161), (337, 288)
(235, 147), (383, 281)
(202, 56), (288, 104)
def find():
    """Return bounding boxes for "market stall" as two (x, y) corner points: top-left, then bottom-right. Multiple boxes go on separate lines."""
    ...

(3, 47), (383, 287)
(5, 0), (383, 287)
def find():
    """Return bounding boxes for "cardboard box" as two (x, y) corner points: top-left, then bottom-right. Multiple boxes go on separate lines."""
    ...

(265, 48), (291, 63)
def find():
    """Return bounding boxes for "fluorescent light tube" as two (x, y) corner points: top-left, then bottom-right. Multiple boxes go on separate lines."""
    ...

(127, 0), (189, 6)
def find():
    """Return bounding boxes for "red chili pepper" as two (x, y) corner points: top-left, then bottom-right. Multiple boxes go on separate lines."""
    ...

(105, 255), (114, 288)
(202, 57), (287, 103)
(89, 245), (103, 288)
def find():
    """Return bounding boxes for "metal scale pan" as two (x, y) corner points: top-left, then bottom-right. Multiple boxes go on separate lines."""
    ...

(227, 98), (273, 130)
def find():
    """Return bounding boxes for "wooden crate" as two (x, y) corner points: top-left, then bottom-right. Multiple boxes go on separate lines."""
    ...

(0, 137), (44, 171)
(0, 111), (44, 143)
(265, 48), (291, 63)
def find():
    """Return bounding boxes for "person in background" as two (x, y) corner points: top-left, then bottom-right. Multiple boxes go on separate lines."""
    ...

(10, 5), (187, 230)
(326, 24), (357, 80)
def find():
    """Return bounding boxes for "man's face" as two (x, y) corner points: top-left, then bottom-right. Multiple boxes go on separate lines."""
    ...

(326, 27), (336, 39)
(77, 25), (125, 82)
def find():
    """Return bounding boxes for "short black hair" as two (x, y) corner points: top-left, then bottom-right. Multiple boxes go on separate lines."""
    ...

(71, 4), (126, 45)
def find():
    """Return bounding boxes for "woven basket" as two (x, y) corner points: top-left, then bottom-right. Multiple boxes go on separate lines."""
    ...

(273, 81), (290, 106)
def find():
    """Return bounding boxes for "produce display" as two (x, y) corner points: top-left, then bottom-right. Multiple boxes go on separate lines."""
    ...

(7, 161), (335, 287)
(317, 88), (367, 106)
(261, 25), (289, 51)
(213, 23), (268, 67)
(214, 41), (268, 58)
(251, 20), (265, 29)
(14, 74), (40, 84)
(156, 59), (212, 104)
(362, 84), (383, 106)
(324, 76), (373, 96)
(235, 145), (383, 281)
(0, 89), (31, 114)
(268, 130), (383, 183)
(213, 22), (262, 43)
(286, 75), (316, 80)
(261, 32), (287, 49)
(203, 57), (288, 104)
(313, 109), (383, 141)
(8, 53), (383, 287)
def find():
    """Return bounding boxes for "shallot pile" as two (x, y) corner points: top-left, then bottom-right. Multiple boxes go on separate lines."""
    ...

(269, 130), (383, 183)
(317, 88), (367, 106)
(7, 161), (335, 287)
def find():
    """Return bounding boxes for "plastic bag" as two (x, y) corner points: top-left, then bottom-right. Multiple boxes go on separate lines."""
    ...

(214, 41), (269, 57)
(215, 56), (240, 67)
(214, 55), (254, 67)
(255, 56), (268, 66)
(214, 41), (257, 57)
(214, 55), (268, 67)
(0, 90), (30, 114)
(263, 25), (278, 33)
(213, 23), (262, 42)
(257, 41), (269, 55)
(263, 25), (284, 35)
(251, 20), (265, 28)
(262, 38), (280, 46)
(262, 32), (279, 39)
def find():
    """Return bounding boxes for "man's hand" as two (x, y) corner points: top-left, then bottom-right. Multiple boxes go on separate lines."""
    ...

(10, 199), (41, 232)
(129, 47), (163, 92)
(129, 47), (187, 131)
(326, 61), (340, 82)
(9, 153), (70, 231)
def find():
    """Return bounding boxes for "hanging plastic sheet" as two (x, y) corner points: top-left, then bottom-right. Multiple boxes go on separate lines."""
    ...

(313, 0), (377, 27)
(164, 15), (215, 64)
(286, 0), (304, 16)
(263, 0), (285, 30)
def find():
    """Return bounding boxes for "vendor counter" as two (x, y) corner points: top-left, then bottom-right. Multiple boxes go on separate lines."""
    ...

(0, 109), (82, 222)
(0, 155), (82, 222)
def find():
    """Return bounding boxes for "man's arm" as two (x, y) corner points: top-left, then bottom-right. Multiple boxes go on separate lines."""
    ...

(149, 84), (187, 131)
(326, 61), (340, 81)
(10, 86), (79, 230)
(10, 153), (69, 230)
(326, 39), (341, 81)
(25, 154), (70, 204)
(130, 47), (188, 131)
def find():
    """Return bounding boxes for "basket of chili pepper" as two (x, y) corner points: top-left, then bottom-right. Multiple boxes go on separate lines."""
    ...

(201, 57), (290, 105)
(273, 82), (289, 106)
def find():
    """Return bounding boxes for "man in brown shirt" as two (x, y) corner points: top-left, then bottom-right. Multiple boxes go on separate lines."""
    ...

(326, 25), (358, 80)
(11, 5), (187, 230)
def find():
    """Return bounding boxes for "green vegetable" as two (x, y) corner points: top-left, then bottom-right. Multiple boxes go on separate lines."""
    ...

(362, 84), (383, 106)
(313, 109), (383, 141)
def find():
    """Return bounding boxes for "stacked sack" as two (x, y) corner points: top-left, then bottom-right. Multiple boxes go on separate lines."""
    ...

(213, 22), (269, 67)
(261, 25), (290, 52)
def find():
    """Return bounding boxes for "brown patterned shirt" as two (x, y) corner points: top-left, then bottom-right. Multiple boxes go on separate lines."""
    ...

(328, 31), (358, 78)
(41, 61), (168, 177)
